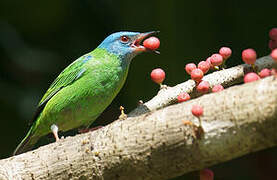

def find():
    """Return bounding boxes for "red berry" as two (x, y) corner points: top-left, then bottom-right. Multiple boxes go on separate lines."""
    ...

(185, 63), (197, 75)
(271, 48), (277, 62)
(191, 105), (203, 117)
(219, 47), (232, 59)
(271, 68), (277, 76)
(244, 72), (260, 83)
(198, 61), (210, 74)
(259, 68), (271, 78)
(206, 57), (211, 65)
(200, 169), (214, 180)
(196, 81), (210, 93)
(242, 48), (257, 65)
(212, 84), (224, 92)
(205, 57), (214, 69)
(150, 68), (165, 84)
(143, 37), (160, 50)
(269, 40), (277, 50)
(177, 92), (190, 102)
(191, 68), (204, 82)
(210, 54), (223, 66)
(269, 28), (277, 40)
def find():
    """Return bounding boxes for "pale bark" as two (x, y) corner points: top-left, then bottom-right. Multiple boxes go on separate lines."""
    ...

(0, 56), (276, 180)
(129, 56), (274, 116)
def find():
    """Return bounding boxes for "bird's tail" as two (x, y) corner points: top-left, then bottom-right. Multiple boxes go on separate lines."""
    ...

(13, 126), (40, 156)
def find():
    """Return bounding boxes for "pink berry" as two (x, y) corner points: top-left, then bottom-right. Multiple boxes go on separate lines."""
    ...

(191, 68), (204, 82)
(206, 57), (211, 65)
(244, 72), (260, 83)
(205, 57), (214, 69)
(242, 48), (257, 65)
(219, 47), (232, 59)
(150, 68), (165, 84)
(269, 28), (277, 40)
(271, 48), (277, 62)
(210, 54), (223, 66)
(198, 61), (210, 74)
(212, 84), (224, 92)
(196, 81), (210, 93)
(177, 92), (190, 102)
(259, 68), (271, 78)
(191, 105), (203, 117)
(271, 68), (277, 76)
(143, 37), (160, 50)
(269, 40), (277, 50)
(200, 169), (214, 180)
(185, 63), (197, 75)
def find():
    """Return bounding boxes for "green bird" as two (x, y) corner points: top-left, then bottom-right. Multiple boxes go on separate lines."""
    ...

(13, 31), (158, 155)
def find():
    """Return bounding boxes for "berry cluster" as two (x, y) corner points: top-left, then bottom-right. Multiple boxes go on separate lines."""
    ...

(150, 29), (277, 106)
(149, 28), (277, 138)
(147, 28), (277, 180)
(242, 28), (277, 83)
(184, 47), (231, 95)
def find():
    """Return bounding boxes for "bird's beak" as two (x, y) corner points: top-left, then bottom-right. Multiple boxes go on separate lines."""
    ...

(131, 31), (160, 54)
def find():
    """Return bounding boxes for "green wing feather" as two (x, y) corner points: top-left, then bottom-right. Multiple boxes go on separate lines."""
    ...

(29, 55), (90, 126)
(13, 55), (91, 155)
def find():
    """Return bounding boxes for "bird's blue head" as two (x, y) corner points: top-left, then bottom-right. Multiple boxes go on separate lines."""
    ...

(98, 31), (159, 63)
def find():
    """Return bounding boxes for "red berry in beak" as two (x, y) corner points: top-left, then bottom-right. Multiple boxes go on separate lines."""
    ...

(143, 37), (160, 50)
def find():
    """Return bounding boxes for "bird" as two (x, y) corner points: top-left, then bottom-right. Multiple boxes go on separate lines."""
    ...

(13, 31), (159, 155)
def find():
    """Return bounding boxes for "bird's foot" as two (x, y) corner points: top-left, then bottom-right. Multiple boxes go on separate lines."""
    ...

(119, 106), (127, 120)
(78, 126), (103, 134)
(50, 124), (60, 142)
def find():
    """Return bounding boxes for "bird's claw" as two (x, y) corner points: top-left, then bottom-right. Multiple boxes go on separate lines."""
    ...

(50, 124), (60, 142)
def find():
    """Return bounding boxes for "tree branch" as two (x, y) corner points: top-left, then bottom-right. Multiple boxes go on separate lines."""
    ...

(129, 56), (274, 116)
(0, 56), (276, 180)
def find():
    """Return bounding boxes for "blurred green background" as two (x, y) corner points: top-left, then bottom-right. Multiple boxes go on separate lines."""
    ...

(0, 0), (276, 179)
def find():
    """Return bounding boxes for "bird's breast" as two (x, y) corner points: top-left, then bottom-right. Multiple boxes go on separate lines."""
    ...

(81, 60), (128, 107)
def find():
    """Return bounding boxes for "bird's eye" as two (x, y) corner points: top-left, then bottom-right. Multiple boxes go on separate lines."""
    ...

(120, 36), (129, 43)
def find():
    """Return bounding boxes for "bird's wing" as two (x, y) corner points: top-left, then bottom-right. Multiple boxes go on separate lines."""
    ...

(29, 55), (90, 126)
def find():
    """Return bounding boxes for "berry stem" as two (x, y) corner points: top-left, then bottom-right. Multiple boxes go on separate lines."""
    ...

(251, 64), (256, 72)
(198, 117), (202, 127)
